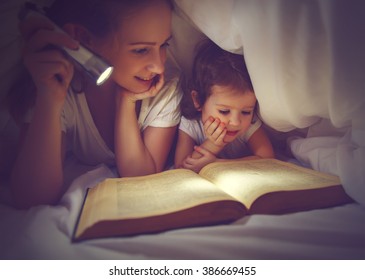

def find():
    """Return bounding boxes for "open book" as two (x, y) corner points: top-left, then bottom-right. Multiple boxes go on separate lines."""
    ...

(72, 159), (353, 241)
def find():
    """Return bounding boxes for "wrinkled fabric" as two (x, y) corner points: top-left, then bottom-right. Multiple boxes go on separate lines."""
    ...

(174, 0), (365, 204)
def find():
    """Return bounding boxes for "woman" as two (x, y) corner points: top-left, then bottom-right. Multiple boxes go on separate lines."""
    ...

(10, 0), (182, 208)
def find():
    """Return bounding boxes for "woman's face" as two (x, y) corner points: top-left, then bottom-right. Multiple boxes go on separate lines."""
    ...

(93, 0), (172, 93)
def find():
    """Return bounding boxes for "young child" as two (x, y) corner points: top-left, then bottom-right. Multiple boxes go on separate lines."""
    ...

(175, 40), (274, 173)
(9, 0), (182, 208)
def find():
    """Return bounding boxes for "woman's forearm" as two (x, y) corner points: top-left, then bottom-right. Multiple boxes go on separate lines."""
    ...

(11, 97), (64, 208)
(114, 95), (156, 177)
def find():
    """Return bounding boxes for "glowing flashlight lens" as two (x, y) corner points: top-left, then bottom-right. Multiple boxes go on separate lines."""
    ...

(19, 4), (114, 87)
(96, 67), (114, 85)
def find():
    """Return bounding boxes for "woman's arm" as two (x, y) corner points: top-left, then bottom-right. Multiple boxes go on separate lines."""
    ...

(114, 93), (177, 176)
(11, 19), (76, 209)
(143, 125), (177, 172)
(11, 116), (67, 209)
(114, 74), (177, 176)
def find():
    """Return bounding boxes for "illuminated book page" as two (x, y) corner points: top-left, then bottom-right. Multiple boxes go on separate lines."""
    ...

(199, 159), (341, 209)
(78, 169), (236, 232)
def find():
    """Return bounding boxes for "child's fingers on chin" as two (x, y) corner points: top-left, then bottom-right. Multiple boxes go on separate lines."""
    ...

(211, 126), (224, 140)
(203, 117), (214, 128)
(206, 122), (218, 135)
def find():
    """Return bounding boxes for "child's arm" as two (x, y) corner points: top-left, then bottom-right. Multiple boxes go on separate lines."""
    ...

(213, 126), (275, 163)
(175, 130), (218, 173)
(174, 130), (196, 168)
(175, 117), (226, 172)
(193, 117), (226, 156)
(185, 123), (274, 170)
(188, 126), (275, 169)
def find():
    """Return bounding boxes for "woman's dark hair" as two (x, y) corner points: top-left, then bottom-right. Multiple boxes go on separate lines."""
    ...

(45, 0), (173, 38)
(181, 39), (254, 120)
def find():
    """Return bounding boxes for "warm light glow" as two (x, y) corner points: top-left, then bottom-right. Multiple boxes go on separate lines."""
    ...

(207, 163), (332, 209)
(96, 66), (114, 85)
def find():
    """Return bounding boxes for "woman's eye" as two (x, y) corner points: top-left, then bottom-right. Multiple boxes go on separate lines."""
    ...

(218, 110), (230, 115)
(132, 48), (149, 55)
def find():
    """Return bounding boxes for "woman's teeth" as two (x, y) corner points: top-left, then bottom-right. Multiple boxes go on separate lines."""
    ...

(137, 76), (154, 81)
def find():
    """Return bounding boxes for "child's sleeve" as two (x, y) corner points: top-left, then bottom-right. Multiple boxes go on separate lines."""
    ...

(179, 116), (204, 145)
(243, 116), (262, 142)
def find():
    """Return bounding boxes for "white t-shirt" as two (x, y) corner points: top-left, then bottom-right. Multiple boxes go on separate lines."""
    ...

(60, 75), (182, 167)
(179, 115), (262, 159)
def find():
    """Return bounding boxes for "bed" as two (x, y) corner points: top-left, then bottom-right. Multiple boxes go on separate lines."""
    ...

(0, 0), (364, 260)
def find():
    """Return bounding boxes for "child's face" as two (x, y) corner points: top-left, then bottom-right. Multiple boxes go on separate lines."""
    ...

(94, 0), (172, 93)
(199, 85), (257, 143)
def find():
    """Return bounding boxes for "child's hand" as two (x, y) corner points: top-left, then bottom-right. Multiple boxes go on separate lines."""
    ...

(204, 117), (227, 148)
(181, 146), (217, 173)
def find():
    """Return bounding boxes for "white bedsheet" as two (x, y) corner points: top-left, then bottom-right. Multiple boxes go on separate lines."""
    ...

(0, 0), (364, 261)
(1, 165), (364, 260)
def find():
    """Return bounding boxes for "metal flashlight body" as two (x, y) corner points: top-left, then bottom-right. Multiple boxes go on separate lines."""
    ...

(19, 2), (114, 86)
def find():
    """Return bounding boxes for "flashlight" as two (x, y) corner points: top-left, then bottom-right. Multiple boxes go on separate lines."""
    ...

(19, 2), (114, 86)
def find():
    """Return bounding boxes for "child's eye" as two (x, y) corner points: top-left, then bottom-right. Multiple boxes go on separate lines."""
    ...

(241, 111), (252, 116)
(218, 110), (230, 115)
(132, 48), (149, 55)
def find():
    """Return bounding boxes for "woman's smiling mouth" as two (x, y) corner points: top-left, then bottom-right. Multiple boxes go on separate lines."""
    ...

(136, 76), (154, 81)
(134, 75), (156, 89)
